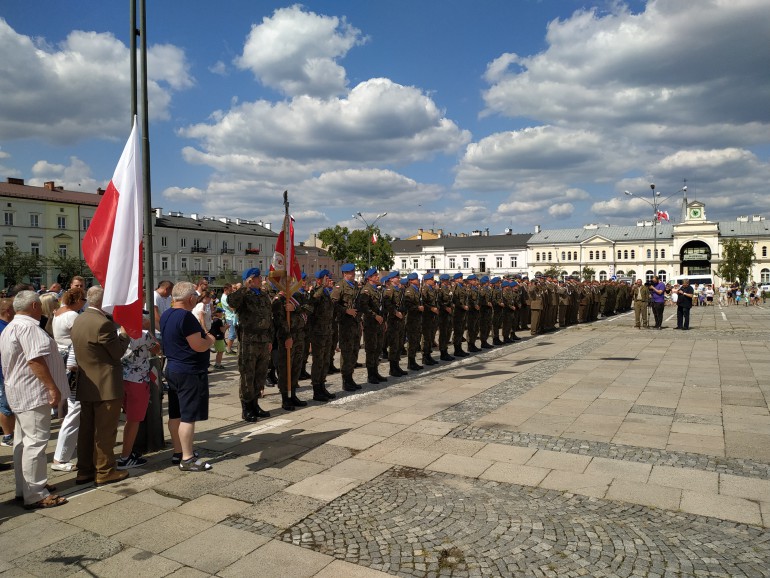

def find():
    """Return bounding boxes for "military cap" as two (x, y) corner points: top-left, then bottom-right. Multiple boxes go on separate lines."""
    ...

(400, 277), (409, 285)
(502, 280), (509, 287)
(380, 272), (393, 282)
(467, 274), (477, 281)
(314, 269), (329, 279)
(242, 267), (261, 281)
(439, 273), (450, 281)
(423, 272), (434, 281)
(491, 276), (500, 283)
(453, 272), (463, 280)
(511, 281), (519, 287)
(341, 263), (355, 273)
(480, 275), (489, 283)
(364, 267), (377, 279)
(407, 272), (419, 280)
(301, 272), (307, 280)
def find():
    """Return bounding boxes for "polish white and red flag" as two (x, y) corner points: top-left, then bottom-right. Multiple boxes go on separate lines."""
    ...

(372, 232), (378, 244)
(656, 210), (670, 222)
(82, 116), (144, 338)
(269, 209), (302, 294)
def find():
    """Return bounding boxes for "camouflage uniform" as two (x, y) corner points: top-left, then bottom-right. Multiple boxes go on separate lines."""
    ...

(403, 279), (423, 369)
(331, 276), (362, 389)
(452, 279), (469, 356)
(360, 277), (388, 383)
(307, 280), (336, 399)
(479, 281), (494, 348)
(272, 292), (308, 406)
(384, 276), (408, 376)
(420, 279), (439, 365)
(437, 277), (454, 359)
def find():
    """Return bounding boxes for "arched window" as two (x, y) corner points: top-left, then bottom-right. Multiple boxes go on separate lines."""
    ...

(589, 250), (594, 260)
(660, 249), (666, 258)
(602, 250), (606, 260)
(561, 251), (566, 261)
(573, 252), (578, 260)
(647, 249), (652, 259)
(761, 268), (770, 283)
(571, 271), (579, 277)
(566, 252), (571, 261)
(763, 246), (767, 257)
(654, 249), (659, 259)
(616, 270), (624, 276)
(658, 270), (667, 282)
(623, 250), (628, 259)
(548, 252), (552, 261)
(617, 250), (622, 260)
(599, 270), (607, 281)
(631, 250), (635, 259)
(645, 270), (654, 282)
(536, 252), (540, 262)
(627, 269), (636, 281)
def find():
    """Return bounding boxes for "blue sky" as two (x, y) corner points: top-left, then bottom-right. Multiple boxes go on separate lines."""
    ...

(1, 0), (768, 240)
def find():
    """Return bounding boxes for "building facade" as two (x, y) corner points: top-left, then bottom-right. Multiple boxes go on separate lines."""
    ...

(392, 232), (531, 277)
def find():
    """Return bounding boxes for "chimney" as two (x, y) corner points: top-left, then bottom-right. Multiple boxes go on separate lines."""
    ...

(534, 225), (541, 234)
(7, 177), (24, 185)
(418, 228), (424, 234)
(44, 181), (55, 190)
(437, 228), (443, 237)
(97, 187), (105, 196)
(264, 222), (271, 230)
(154, 208), (163, 218)
(190, 213), (199, 220)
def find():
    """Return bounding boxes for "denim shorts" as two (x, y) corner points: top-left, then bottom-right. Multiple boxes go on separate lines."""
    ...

(0, 374), (13, 417)
(226, 322), (237, 341)
(165, 370), (209, 423)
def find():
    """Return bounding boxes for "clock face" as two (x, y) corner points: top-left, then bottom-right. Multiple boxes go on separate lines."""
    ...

(690, 208), (701, 218)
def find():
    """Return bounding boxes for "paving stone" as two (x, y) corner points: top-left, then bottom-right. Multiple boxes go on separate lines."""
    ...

(680, 490), (763, 526)
(0, 516), (81, 560)
(219, 539), (332, 577)
(237, 491), (325, 529)
(719, 473), (770, 502)
(213, 473), (290, 503)
(13, 530), (122, 576)
(69, 546), (182, 577)
(176, 493), (250, 522)
(68, 495), (167, 536)
(649, 465), (719, 494)
(425, 454), (493, 479)
(113, 510), (215, 554)
(526, 449), (592, 473)
(285, 474), (362, 502)
(479, 462), (550, 486)
(163, 524), (270, 574)
(606, 480), (681, 510)
(538, 469), (613, 498)
(379, 447), (444, 469)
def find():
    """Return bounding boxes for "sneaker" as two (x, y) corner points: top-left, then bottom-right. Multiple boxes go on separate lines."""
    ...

(171, 450), (199, 464)
(117, 453), (148, 470)
(0, 434), (13, 447)
(226, 349), (238, 356)
(213, 364), (226, 370)
(179, 457), (212, 472)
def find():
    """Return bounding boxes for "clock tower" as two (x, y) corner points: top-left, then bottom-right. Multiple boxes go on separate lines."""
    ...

(684, 201), (706, 222)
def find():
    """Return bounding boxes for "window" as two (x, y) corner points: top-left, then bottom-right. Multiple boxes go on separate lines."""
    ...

(193, 238), (200, 248)
(599, 270), (607, 281)
(562, 251), (566, 261)
(238, 241), (243, 251)
(547, 252), (552, 261)
(181, 257), (188, 270)
(222, 240), (228, 250)
(3, 212), (13, 226)
(496, 256), (503, 268)
(30, 214), (39, 228)
(536, 252), (541, 262)
(449, 257), (455, 269)
(624, 250), (628, 260)
(247, 242), (253, 250)
(566, 252), (571, 261)
(207, 240), (212, 249)
(82, 218), (91, 231)
(180, 238), (187, 248)
(58, 244), (68, 257)
(57, 216), (66, 229)
(617, 250), (622, 260)
(478, 257), (486, 272)
(161, 236), (168, 248)
(630, 250), (635, 259)
(161, 256), (169, 270)
(413, 259), (419, 269)
(647, 249), (652, 259)
(761, 268), (770, 283)
(510, 256), (517, 268)
(401, 259), (407, 269)
(660, 249), (665, 258)
(206, 258), (212, 271)
(589, 251), (594, 260)
(763, 246), (767, 257)
(654, 249), (658, 259)
(658, 270), (667, 282)
(31, 242), (40, 256)
(645, 270), (654, 282)
(573, 252), (577, 261)
(462, 257), (469, 269)
(601, 251), (606, 260)
(430, 256), (436, 269)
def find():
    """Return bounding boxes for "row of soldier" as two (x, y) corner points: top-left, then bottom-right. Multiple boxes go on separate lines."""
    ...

(226, 266), (633, 422)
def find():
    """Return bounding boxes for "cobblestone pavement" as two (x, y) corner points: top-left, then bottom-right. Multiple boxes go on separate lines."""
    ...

(270, 467), (770, 577)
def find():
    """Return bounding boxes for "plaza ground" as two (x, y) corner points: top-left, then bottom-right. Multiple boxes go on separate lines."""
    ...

(1, 302), (769, 576)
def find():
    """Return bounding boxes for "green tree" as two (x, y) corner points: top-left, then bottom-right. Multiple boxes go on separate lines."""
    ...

(717, 239), (755, 284)
(47, 252), (92, 287)
(317, 225), (395, 273)
(581, 266), (595, 281)
(0, 245), (44, 288)
(542, 266), (566, 279)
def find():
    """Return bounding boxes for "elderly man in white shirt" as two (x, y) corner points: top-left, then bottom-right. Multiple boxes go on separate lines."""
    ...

(0, 291), (68, 509)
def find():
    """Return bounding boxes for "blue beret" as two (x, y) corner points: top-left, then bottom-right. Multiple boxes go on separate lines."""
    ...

(407, 272), (418, 280)
(380, 272), (392, 282)
(502, 281), (509, 287)
(453, 273), (463, 280)
(341, 263), (355, 273)
(423, 272), (434, 281)
(400, 278), (408, 285)
(467, 274), (477, 281)
(301, 272), (307, 280)
(314, 269), (329, 279)
(242, 267), (260, 281)
(480, 275), (489, 283)
(491, 277), (500, 283)
(439, 273), (450, 281)
(511, 281), (519, 287)
(364, 267), (377, 279)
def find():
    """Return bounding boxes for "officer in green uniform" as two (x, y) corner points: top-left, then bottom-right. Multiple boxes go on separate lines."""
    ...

(420, 273), (439, 366)
(479, 275), (494, 349)
(383, 272), (408, 377)
(437, 273), (454, 361)
(306, 269), (336, 402)
(403, 272), (424, 371)
(360, 267), (388, 385)
(227, 268), (273, 422)
(272, 285), (309, 411)
(452, 273), (469, 357)
(330, 263), (362, 391)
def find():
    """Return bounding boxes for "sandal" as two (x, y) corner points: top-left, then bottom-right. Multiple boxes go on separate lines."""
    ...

(52, 462), (77, 472)
(171, 450), (199, 465)
(24, 494), (68, 510)
(178, 457), (212, 472)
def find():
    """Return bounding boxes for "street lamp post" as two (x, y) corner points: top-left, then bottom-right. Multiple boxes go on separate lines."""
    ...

(353, 212), (387, 268)
(624, 184), (686, 281)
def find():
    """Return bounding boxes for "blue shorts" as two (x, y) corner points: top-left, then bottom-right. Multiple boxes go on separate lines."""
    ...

(226, 322), (237, 341)
(165, 370), (209, 423)
(0, 374), (13, 417)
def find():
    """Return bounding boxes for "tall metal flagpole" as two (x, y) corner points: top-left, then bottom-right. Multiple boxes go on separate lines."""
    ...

(282, 191), (293, 399)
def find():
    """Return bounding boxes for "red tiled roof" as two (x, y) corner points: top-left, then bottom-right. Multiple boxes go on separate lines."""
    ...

(0, 181), (102, 206)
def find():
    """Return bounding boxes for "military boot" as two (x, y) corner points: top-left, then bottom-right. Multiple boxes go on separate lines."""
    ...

(321, 383), (336, 399)
(280, 393), (295, 411)
(252, 399), (270, 418)
(374, 369), (389, 382)
(407, 357), (423, 371)
(453, 346), (468, 358)
(389, 361), (408, 377)
(342, 375), (360, 391)
(241, 401), (258, 423)
(327, 363), (340, 374)
(481, 341), (493, 349)
(367, 368), (380, 385)
(492, 337), (503, 345)
(421, 354), (438, 366)
(267, 368), (278, 386)
(439, 350), (454, 362)
(290, 392), (308, 407)
(312, 384), (330, 402)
